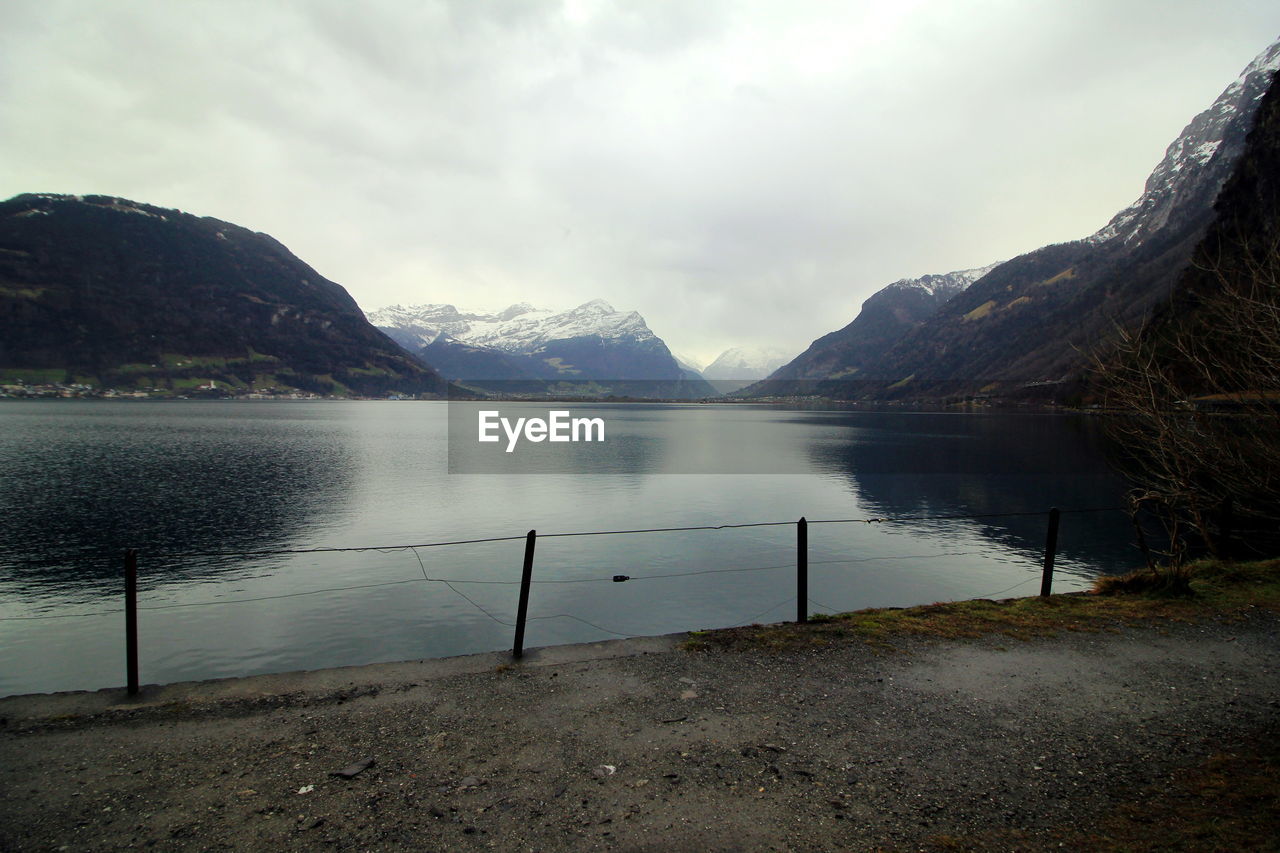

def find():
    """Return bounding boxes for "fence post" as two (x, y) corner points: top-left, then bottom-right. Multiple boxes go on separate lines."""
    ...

(1040, 508), (1060, 597)
(512, 530), (537, 659)
(125, 549), (139, 696)
(797, 517), (808, 623)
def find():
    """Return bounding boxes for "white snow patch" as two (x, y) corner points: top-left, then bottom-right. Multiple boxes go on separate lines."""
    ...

(702, 346), (795, 380)
(367, 299), (657, 354)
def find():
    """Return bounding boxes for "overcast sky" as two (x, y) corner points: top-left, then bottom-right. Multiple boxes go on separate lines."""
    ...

(2, 1), (1278, 365)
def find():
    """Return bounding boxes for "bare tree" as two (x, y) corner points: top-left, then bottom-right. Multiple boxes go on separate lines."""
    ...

(1094, 232), (1280, 565)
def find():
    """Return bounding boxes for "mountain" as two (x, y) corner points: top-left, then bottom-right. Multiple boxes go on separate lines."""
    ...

(758, 264), (998, 386)
(673, 352), (705, 374)
(1088, 52), (1280, 545)
(0, 193), (448, 397)
(671, 352), (707, 384)
(703, 347), (794, 380)
(700, 346), (796, 394)
(368, 300), (716, 398)
(750, 39), (1280, 402)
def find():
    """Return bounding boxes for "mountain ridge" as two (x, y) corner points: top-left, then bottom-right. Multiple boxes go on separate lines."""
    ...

(749, 38), (1280, 401)
(368, 300), (716, 398)
(0, 193), (448, 397)
(758, 263), (999, 386)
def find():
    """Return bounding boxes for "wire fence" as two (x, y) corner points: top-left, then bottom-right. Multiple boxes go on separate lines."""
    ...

(2, 505), (1128, 694)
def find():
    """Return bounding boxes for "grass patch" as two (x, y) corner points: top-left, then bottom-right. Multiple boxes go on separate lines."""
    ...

(1037, 266), (1078, 287)
(0, 285), (46, 299)
(344, 365), (397, 377)
(1093, 565), (1193, 596)
(169, 376), (243, 391)
(681, 558), (1280, 653)
(962, 300), (997, 321)
(0, 368), (66, 384)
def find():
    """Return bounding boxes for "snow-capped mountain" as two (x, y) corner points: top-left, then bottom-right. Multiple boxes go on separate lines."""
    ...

(370, 299), (656, 354)
(367, 299), (715, 398)
(879, 264), (1000, 301)
(1090, 39), (1280, 248)
(700, 346), (798, 393)
(672, 352), (705, 374)
(758, 262), (1001, 385)
(751, 37), (1280, 400)
(702, 347), (795, 380)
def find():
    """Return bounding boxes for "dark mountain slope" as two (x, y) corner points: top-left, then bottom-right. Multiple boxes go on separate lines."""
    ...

(1089, 72), (1280, 546)
(750, 39), (1279, 402)
(1125, 50), (1280, 373)
(0, 194), (447, 396)
(759, 265), (996, 387)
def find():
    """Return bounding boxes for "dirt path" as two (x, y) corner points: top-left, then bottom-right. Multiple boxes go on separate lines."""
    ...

(2, 614), (1277, 851)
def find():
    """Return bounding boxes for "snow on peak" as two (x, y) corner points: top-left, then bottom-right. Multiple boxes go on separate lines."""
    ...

(702, 346), (795, 380)
(367, 299), (656, 353)
(885, 262), (1001, 297)
(1088, 37), (1280, 247)
(1242, 37), (1280, 78)
(673, 352), (705, 373)
(574, 298), (616, 314)
(498, 302), (536, 321)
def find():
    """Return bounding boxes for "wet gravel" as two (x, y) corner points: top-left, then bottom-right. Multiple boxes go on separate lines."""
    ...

(2, 612), (1277, 851)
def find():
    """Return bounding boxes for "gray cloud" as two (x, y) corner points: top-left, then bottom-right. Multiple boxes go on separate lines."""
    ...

(2, 0), (1278, 363)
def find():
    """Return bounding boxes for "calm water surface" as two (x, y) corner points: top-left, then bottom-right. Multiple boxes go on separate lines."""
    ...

(0, 400), (1137, 696)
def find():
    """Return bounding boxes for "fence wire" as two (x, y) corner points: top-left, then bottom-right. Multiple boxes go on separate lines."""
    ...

(0, 506), (1123, 625)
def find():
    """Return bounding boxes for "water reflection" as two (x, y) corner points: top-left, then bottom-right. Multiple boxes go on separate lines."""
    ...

(803, 412), (1140, 572)
(0, 401), (353, 597)
(0, 402), (1148, 696)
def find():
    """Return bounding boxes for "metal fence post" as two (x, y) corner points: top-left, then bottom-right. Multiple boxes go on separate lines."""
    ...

(797, 517), (808, 623)
(1040, 508), (1060, 597)
(512, 530), (537, 659)
(125, 549), (139, 695)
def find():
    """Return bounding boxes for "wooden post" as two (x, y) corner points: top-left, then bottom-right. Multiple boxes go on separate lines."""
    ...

(1040, 508), (1060, 597)
(512, 530), (536, 659)
(797, 517), (808, 623)
(125, 549), (139, 696)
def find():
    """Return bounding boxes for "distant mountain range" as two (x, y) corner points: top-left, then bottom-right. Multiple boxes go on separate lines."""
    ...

(0, 194), (447, 397)
(760, 265), (998, 387)
(696, 347), (795, 394)
(5, 40), (1275, 408)
(367, 300), (716, 399)
(749, 38), (1280, 402)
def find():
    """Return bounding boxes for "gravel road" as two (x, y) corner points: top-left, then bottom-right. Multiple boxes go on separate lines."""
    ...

(2, 612), (1277, 851)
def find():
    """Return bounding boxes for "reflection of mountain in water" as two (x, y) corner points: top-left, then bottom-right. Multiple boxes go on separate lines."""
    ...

(0, 402), (353, 595)
(803, 413), (1140, 573)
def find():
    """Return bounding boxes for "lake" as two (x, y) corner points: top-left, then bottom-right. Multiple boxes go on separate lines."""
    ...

(0, 400), (1140, 696)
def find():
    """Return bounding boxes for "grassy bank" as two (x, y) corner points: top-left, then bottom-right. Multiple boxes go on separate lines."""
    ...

(683, 558), (1280, 652)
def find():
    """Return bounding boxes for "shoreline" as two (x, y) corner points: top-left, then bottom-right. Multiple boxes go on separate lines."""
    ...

(0, 633), (683, 723)
(3, 604), (1277, 850)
